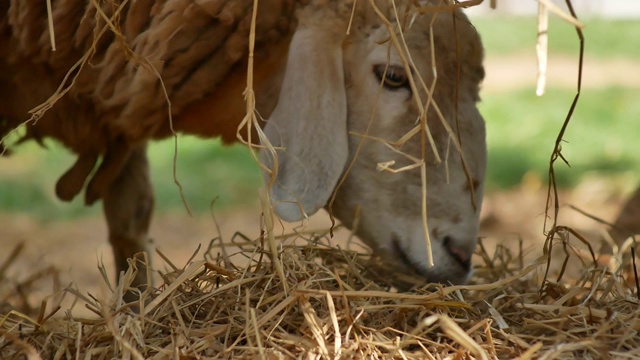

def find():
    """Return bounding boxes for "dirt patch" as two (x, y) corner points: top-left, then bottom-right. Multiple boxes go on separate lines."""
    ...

(484, 54), (640, 93)
(2, 178), (630, 317)
(1, 204), (359, 314)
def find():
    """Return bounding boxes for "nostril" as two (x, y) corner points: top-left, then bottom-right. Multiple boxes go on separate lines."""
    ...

(443, 236), (471, 270)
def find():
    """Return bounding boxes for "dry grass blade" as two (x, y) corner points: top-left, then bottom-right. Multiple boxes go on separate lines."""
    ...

(632, 246), (640, 300)
(0, 329), (42, 360)
(430, 314), (489, 360)
(537, 0), (585, 29)
(0, 243), (24, 278)
(536, 1), (549, 96)
(45, 0), (55, 51)
(141, 260), (207, 316)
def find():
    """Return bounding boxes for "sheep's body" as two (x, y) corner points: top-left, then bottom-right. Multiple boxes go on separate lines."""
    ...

(1, 0), (488, 296)
(1, 0), (300, 297)
(611, 185), (640, 243)
(1, 0), (295, 200)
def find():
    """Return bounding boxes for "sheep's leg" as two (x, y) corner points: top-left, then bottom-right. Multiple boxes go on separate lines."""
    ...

(102, 144), (154, 301)
(611, 184), (640, 245)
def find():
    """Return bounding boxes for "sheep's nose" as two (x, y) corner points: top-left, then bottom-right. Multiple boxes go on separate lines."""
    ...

(443, 236), (473, 270)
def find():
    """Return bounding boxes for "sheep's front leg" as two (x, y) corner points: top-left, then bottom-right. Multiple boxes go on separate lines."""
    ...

(102, 144), (154, 301)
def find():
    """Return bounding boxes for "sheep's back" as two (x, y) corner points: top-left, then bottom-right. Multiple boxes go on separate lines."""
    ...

(1, 0), (298, 152)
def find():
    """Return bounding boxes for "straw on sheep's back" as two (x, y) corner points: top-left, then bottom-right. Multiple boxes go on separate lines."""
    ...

(0, 0), (299, 202)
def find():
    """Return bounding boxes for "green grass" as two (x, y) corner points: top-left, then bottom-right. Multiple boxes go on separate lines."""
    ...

(473, 17), (640, 59)
(149, 137), (261, 211)
(482, 86), (640, 189)
(0, 138), (262, 220)
(471, 16), (640, 188)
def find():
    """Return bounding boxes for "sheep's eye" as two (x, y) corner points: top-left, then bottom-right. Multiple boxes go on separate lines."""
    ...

(373, 64), (409, 90)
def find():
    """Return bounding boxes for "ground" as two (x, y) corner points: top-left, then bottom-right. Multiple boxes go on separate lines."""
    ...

(0, 183), (629, 316)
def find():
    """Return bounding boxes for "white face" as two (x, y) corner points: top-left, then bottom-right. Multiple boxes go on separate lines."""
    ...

(331, 18), (487, 285)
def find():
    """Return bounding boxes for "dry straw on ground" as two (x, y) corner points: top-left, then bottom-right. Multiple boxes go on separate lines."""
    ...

(1, 228), (639, 359)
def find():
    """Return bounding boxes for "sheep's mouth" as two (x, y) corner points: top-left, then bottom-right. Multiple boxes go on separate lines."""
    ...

(391, 236), (428, 277)
(390, 236), (471, 285)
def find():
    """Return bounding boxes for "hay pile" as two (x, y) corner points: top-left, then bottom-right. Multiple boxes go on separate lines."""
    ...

(1, 228), (638, 359)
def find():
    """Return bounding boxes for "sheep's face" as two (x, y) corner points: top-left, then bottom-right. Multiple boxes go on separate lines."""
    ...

(335, 15), (486, 284)
(262, 6), (485, 285)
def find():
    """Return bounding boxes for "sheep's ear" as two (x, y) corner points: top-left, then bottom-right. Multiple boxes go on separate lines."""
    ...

(261, 23), (348, 222)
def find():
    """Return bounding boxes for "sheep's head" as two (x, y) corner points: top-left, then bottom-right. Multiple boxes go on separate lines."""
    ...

(261, 2), (486, 285)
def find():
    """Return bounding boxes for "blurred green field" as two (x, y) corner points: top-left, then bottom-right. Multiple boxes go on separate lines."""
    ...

(473, 16), (640, 59)
(473, 16), (640, 190)
(481, 85), (638, 190)
(1, 16), (639, 219)
(0, 139), (261, 219)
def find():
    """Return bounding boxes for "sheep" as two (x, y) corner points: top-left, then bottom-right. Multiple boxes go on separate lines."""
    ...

(0, 0), (486, 296)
